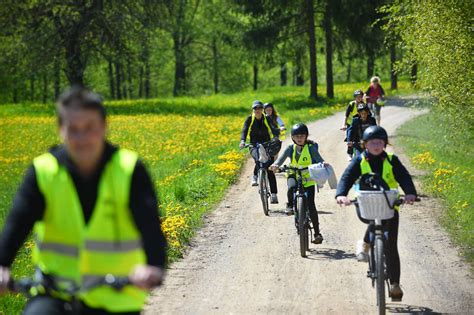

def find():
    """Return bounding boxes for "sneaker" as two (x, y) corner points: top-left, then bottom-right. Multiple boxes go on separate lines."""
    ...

(270, 193), (279, 204)
(390, 283), (403, 301)
(285, 203), (294, 215)
(312, 233), (323, 244)
(251, 175), (258, 186)
(356, 240), (370, 262)
(347, 154), (353, 161)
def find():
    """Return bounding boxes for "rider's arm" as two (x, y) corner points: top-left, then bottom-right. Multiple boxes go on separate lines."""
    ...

(379, 85), (386, 98)
(240, 116), (252, 143)
(335, 157), (362, 197)
(0, 165), (45, 267)
(267, 117), (280, 138)
(276, 116), (285, 128)
(347, 118), (358, 142)
(273, 145), (292, 166)
(309, 144), (324, 164)
(391, 155), (417, 196)
(129, 160), (167, 268)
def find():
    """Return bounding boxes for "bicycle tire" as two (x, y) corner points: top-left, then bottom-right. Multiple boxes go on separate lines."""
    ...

(258, 169), (269, 216)
(297, 196), (308, 257)
(375, 236), (386, 315)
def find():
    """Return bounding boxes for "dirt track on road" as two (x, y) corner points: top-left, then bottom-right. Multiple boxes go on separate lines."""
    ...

(145, 99), (474, 314)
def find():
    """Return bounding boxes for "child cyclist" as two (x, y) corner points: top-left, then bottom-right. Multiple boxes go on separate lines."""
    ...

(364, 76), (386, 126)
(264, 103), (286, 131)
(341, 90), (365, 160)
(271, 123), (325, 244)
(335, 126), (417, 301)
(347, 103), (377, 159)
(240, 100), (281, 203)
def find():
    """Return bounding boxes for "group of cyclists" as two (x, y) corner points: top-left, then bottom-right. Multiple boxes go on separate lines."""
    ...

(0, 76), (414, 313)
(240, 76), (416, 302)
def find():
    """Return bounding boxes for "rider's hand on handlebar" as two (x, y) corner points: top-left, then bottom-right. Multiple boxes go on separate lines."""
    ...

(0, 266), (11, 295)
(340, 125), (347, 131)
(336, 196), (351, 206)
(270, 164), (279, 172)
(239, 141), (245, 150)
(129, 265), (165, 290)
(404, 194), (417, 205)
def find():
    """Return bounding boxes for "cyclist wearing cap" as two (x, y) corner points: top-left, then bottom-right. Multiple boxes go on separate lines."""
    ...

(364, 76), (386, 126)
(335, 126), (417, 302)
(342, 90), (365, 160)
(347, 104), (377, 159)
(270, 123), (325, 244)
(240, 100), (280, 203)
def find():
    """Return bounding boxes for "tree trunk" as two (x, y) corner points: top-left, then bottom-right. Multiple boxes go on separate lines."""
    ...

(346, 54), (352, 82)
(367, 53), (375, 79)
(115, 62), (122, 99)
(324, 2), (334, 99)
(212, 38), (219, 94)
(121, 65), (127, 99)
(127, 59), (133, 98)
(305, 0), (317, 99)
(138, 66), (144, 98)
(390, 45), (397, 90)
(30, 75), (35, 102)
(410, 55), (417, 86)
(42, 73), (48, 104)
(12, 83), (18, 103)
(295, 51), (304, 86)
(253, 63), (258, 91)
(108, 60), (115, 99)
(64, 39), (85, 87)
(54, 55), (61, 99)
(280, 63), (287, 86)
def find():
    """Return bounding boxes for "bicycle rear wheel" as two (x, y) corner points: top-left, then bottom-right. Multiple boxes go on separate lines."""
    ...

(297, 196), (308, 257)
(258, 168), (269, 216)
(375, 236), (386, 315)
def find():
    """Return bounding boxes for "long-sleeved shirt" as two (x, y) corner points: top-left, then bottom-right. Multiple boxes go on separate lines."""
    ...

(347, 116), (377, 143)
(336, 151), (417, 197)
(0, 142), (167, 268)
(240, 115), (280, 144)
(274, 142), (324, 166)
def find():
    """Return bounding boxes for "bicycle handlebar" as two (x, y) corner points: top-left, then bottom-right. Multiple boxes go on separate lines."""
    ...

(349, 196), (421, 206)
(241, 139), (279, 150)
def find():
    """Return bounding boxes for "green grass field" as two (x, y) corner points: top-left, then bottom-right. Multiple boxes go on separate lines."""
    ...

(0, 81), (414, 313)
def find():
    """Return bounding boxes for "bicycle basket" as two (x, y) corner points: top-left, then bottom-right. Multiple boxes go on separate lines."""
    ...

(267, 140), (282, 157)
(356, 189), (398, 220)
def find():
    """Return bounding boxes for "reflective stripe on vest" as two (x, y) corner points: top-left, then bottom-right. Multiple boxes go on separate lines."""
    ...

(360, 152), (398, 189)
(290, 144), (315, 188)
(346, 101), (359, 125)
(246, 114), (274, 142)
(33, 149), (147, 312)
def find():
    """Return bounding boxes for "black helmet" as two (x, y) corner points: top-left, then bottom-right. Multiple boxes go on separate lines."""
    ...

(362, 126), (388, 143)
(353, 89), (363, 97)
(252, 100), (263, 109)
(291, 123), (309, 136)
(263, 102), (273, 109)
(357, 103), (370, 112)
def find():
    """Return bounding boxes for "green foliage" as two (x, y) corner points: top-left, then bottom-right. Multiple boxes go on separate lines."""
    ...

(382, 0), (474, 131)
(397, 109), (474, 263)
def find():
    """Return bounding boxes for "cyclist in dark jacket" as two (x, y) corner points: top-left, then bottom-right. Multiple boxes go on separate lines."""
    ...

(240, 100), (280, 203)
(347, 104), (377, 159)
(336, 126), (417, 302)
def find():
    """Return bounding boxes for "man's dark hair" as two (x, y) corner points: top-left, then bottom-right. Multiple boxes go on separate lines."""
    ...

(56, 86), (106, 124)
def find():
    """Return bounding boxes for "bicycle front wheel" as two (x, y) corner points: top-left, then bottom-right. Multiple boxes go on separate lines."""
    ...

(258, 169), (269, 216)
(297, 196), (308, 257)
(375, 236), (386, 315)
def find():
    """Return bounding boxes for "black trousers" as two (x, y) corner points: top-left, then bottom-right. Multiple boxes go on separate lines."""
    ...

(253, 161), (277, 194)
(362, 210), (400, 284)
(287, 182), (320, 234)
(23, 295), (140, 315)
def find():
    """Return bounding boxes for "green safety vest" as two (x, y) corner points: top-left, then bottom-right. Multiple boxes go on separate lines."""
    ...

(360, 152), (398, 190)
(346, 101), (360, 125)
(246, 114), (275, 142)
(290, 144), (315, 188)
(32, 149), (147, 312)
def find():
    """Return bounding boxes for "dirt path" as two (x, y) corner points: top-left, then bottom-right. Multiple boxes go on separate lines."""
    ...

(145, 99), (473, 314)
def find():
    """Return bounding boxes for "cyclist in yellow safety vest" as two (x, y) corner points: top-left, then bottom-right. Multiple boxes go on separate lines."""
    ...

(341, 89), (365, 161)
(271, 123), (326, 244)
(0, 87), (167, 314)
(335, 126), (417, 302)
(240, 100), (281, 203)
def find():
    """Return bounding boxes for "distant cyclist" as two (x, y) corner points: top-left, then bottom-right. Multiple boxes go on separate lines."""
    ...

(347, 104), (377, 159)
(364, 76), (386, 126)
(271, 123), (325, 244)
(335, 126), (417, 301)
(240, 100), (280, 203)
(341, 89), (365, 160)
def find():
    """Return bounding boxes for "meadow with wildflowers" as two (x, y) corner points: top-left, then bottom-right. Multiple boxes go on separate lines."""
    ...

(397, 111), (474, 263)
(0, 82), (412, 312)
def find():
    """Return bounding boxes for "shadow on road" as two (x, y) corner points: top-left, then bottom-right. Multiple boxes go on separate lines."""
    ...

(386, 303), (438, 314)
(307, 247), (356, 260)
